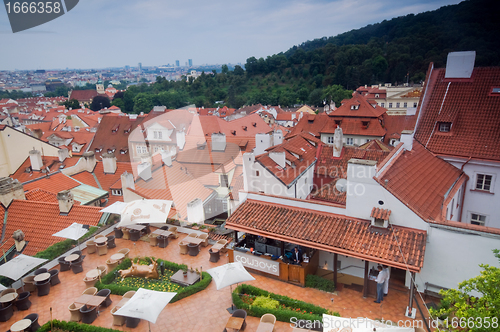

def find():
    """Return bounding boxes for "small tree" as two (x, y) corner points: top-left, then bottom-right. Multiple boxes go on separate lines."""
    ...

(90, 95), (110, 111)
(430, 249), (500, 332)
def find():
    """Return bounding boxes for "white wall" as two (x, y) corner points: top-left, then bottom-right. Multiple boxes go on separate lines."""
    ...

(320, 134), (382, 146)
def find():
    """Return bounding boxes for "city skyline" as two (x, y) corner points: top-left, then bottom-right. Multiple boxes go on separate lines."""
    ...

(0, 0), (461, 71)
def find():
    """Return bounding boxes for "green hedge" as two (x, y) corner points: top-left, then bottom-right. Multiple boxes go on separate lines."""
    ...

(38, 320), (121, 332)
(305, 274), (335, 292)
(232, 284), (339, 323)
(95, 257), (212, 303)
(34, 226), (99, 260)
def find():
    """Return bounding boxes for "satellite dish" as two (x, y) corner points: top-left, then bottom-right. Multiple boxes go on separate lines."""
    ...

(335, 179), (347, 192)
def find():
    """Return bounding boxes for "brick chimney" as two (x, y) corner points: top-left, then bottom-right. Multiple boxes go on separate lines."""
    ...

(102, 152), (117, 174)
(0, 177), (25, 207)
(57, 190), (74, 214)
(29, 148), (43, 171)
(83, 151), (96, 172)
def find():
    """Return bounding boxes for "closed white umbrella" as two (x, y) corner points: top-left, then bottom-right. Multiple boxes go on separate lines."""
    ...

(114, 288), (176, 331)
(118, 199), (173, 227)
(0, 254), (47, 281)
(52, 222), (88, 241)
(207, 261), (255, 313)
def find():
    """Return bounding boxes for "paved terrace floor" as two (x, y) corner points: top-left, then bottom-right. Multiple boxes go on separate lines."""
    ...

(0, 230), (431, 332)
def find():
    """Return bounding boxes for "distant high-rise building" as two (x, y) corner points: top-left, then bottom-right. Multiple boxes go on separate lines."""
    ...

(188, 59), (193, 67)
(175, 60), (180, 67)
(138, 62), (142, 71)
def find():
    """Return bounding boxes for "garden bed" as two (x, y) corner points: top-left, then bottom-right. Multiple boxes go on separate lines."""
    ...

(232, 284), (339, 323)
(38, 320), (121, 332)
(95, 257), (211, 303)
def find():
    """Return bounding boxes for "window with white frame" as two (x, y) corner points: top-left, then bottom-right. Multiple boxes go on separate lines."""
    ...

(346, 137), (353, 145)
(327, 136), (334, 144)
(470, 213), (486, 226)
(381, 103), (385, 108)
(136, 146), (141, 154)
(475, 174), (492, 191)
(396, 102), (400, 108)
(388, 103), (393, 108)
(403, 102), (407, 108)
(112, 189), (122, 196)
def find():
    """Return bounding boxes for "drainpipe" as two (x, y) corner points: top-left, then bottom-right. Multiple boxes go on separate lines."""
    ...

(458, 157), (472, 222)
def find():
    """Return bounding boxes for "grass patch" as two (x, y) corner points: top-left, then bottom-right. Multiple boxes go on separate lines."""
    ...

(38, 320), (121, 332)
(305, 274), (335, 292)
(95, 257), (211, 303)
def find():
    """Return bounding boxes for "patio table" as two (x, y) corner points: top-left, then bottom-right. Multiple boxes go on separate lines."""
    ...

(94, 237), (107, 245)
(170, 270), (200, 286)
(10, 318), (32, 332)
(126, 224), (146, 232)
(152, 229), (172, 237)
(74, 294), (94, 306)
(0, 292), (18, 306)
(34, 272), (51, 282)
(181, 236), (204, 245)
(74, 294), (106, 308)
(110, 253), (125, 262)
(226, 316), (244, 332)
(65, 254), (80, 262)
(256, 322), (275, 332)
(86, 269), (101, 279)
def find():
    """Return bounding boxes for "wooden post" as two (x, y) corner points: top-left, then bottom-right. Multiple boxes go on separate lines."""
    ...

(333, 253), (338, 288)
(280, 241), (285, 256)
(363, 260), (369, 298)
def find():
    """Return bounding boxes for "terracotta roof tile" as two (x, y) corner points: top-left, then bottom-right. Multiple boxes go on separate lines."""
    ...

(11, 156), (80, 183)
(1, 200), (102, 255)
(332, 94), (387, 118)
(311, 181), (347, 205)
(226, 200), (426, 271)
(23, 172), (81, 193)
(414, 67), (500, 161)
(68, 89), (98, 102)
(371, 207), (391, 220)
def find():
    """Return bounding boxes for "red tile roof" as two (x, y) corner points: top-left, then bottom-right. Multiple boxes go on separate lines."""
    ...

(320, 117), (386, 137)
(68, 89), (98, 102)
(414, 66), (500, 161)
(1, 200), (102, 256)
(375, 142), (466, 221)
(382, 114), (417, 143)
(311, 181), (347, 205)
(358, 139), (393, 151)
(24, 188), (81, 205)
(10, 156), (80, 183)
(332, 94), (387, 118)
(225, 199), (426, 272)
(23, 172), (81, 194)
(371, 207), (391, 220)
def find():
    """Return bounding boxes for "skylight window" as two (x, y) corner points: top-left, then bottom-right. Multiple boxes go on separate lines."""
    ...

(492, 87), (500, 94)
(439, 122), (451, 132)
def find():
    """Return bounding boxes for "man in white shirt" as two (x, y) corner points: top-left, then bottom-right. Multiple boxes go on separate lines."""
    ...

(383, 265), (390, 297)
(374, 265), (386, 303)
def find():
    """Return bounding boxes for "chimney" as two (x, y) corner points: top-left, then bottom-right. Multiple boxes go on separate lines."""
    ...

(29, 148), (43, 171)
(160, 151), (172, 167)
(102, 152), (117, 174)
(333, 126), (343, 157)
(58, 147), (69, 162)
(57, 190), (74, 214)
(400, 130), (414, 151)
(0, 177), (25, 207)
(176, 128), (186, 150)
(12, 230), (25, 252)
(137, 162), (152, 181)
(187, 198), (205, 224)
(269, 151), (286, 168)
(272, 130), (283, 146)
(211, 133), (226, 151)
(83, 151), (96, 172)
(121, 171), (135, 190)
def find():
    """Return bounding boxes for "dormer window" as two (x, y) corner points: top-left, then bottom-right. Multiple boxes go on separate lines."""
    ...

(362, 121), (369, 128)
(350, 105), (359, 110)
(491, 87), (500, 94)
(375, 94), (379, 98)
(370, 207), (391, 228)
(335, 120), (342, 126)
(439, 122), (451, 133)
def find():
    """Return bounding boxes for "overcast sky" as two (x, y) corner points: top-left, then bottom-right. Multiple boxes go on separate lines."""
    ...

(0, 0), (462, 71)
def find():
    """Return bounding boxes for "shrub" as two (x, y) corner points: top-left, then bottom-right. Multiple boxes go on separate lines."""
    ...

(253, 295), (279, 310)
(305, 274), (335, 292)
(95, 257), (211, 303)
(38, 320), (121, 332)
(34, 226), (99, 260)
(232, 284), (339, 323)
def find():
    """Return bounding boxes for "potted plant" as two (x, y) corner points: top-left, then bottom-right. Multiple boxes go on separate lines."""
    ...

(182, 266), (188, 277)
(191, 223), (199, 230)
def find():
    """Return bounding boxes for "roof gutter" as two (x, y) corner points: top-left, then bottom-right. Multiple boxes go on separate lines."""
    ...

(225, 222), (422, 273)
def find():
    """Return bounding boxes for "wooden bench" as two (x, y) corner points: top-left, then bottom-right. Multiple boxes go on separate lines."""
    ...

(424, 282), (448, 300)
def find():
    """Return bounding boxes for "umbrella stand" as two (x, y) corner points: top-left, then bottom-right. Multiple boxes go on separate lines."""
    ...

(226, 283), (237, 314)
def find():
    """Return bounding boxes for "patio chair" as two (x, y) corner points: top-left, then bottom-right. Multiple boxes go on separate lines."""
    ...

(118, 248), (130, 258)
(69, 302), (83, 322)
(24, 313), (40, 332)
(168, 226), (179, 239)
(140, 223), (151, 235)
(106, 259), (118, 271)
(96, 288), (112, 307)
(95, 234), (105, 240)
(122, 228), (130, 240)
(82, 287), (98, 295)
(160, 225), (169, 230)
(197, 233), (209, 247)
(187, 243), (200, 256)
(71, 259), (84, 274)
(83, 276), (97, 288)
(260, 313), (276, 325)
(209, 248), (220, 263)
(0, 288), (16, 297)
(86, 240), (96, 254)
(49, 269), (60, 286)
(58, 257), (71, 271)
(157, 235), (168, 248)
(22, 276), (37, 292)
(188, 232), (198, 238)
(232, 309), (247, 330)
(129, 229), (141, 241)
(34, 268), (47, 275)
(35, 279), (51, 296)
(126, 316), (141, 328)
(114, 227), (123, 238)
(148, 233), (158, 246)
(15, 291), (31, 311)
(111, 306), (126, 326)
(80, 305), (98, 324)
(123, 290), (136, 298)
(0, 303), (13, 322)
(179, 242), (188, 255)
(107, 235), (116, 249)
(96, 243), (108, 256)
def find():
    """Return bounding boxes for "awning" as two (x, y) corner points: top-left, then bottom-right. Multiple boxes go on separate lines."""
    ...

(225, 200), (426, 272)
